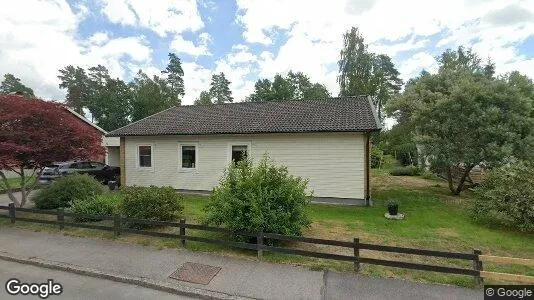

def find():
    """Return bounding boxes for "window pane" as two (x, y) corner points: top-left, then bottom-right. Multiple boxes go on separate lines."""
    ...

(139, 146), (151, 167)
(139, 146), (151, 156)
(77, 162), (91, 169)
(139, 156), (151, 167)
(91, 162), (105, 170)
(181, 146), (196, 168)
(231, 145), (248, 163)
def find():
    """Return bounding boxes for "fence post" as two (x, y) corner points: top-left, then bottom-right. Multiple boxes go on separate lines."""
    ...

(257, 230), (263, 261)
(8, 203), (15, 224)
(113, 214), (121, 237)
(179, 218), (186, 247)
(57, 208), (64, 230)
(354, 238), (360, 273)
(473, 249), (483, 286)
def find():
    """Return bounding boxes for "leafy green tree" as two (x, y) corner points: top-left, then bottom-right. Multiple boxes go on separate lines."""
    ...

(58, 65), (132, 131)
(271, 74), (293, 100)
(389, 47), (534, 195)
(378, 123), (418, 166)
(209, 72), (233, 104)
(247, 71), (330, 101)
(247, 79), (276, 102)
(416, 75), (533, 194)
(194, 91), (212, 105)
(86, 65), (112, 122)
(130, 70), (174, 121)
(303, 83), (330, 99)
(437, 46), (492, 76)
(161, 53), (184, 104)
(0, 74), (35, 97)
(503, 71), (534, 102)
(337, 27), (402, 119)
(387, 47), (500, 125)
(94, 78), (132, 131)
(58, 66), (89, 114)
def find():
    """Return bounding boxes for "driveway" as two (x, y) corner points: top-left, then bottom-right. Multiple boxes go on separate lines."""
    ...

(0, 193), (12, 206)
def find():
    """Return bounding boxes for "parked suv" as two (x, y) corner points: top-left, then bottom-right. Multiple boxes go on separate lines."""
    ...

(39, 161), (120, 186)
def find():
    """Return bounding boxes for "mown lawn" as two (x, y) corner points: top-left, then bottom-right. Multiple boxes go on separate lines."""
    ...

(1, 170), (532, 287)
(0, 176), (36, 190)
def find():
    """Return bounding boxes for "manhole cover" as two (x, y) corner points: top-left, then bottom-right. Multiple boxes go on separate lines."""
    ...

(169, 262), (221, 285)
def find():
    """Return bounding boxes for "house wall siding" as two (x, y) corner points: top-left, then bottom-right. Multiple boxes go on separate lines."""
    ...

(124, 132), (365, 199)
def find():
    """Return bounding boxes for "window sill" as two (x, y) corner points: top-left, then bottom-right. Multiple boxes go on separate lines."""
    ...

(137, 166), (154, 172)
(179, 168), (197, 173)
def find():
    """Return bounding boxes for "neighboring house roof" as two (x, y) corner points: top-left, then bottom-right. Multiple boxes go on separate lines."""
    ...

(62, 106), (120, 147)
(107, 96), (382, 137)
(63, 106), (107, 134)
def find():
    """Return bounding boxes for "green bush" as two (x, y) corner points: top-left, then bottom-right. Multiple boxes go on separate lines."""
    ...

(389, 165), (421, 176)
(67, 193), (123, 222)
(203, 156), (311, 238)
(32, 174), (105, 209)
(370, 147), (384, 169)
(387, 200), (399, 215)
(471, 162), (534, 232)
(421, 171), (439, 180)
(119, 186), (183, 227)
(380, 154), (398, 170)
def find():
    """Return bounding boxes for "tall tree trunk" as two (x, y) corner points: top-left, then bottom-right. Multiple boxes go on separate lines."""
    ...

(20, 167), (27, 207)
(0, 171), (21, 207)
(446, 166), (455, 194)
(454, 164), (474, 195)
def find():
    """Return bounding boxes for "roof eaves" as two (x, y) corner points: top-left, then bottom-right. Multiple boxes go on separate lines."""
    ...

(108, 128), (380, 137)
(367, 96), (383, 131)
(64, 106), (107, 134)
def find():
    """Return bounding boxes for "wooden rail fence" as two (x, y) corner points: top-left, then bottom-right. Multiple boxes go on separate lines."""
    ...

(1, 203), (533, 284)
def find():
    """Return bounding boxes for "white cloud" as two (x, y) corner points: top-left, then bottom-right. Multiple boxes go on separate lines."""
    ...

(181, 62), (213, 105)
(398, 52), (438, 81)
(0, 0), (153, 100)
(236, 0), (534, 95)
(370, 38), (429, 58)
(100, 0), (204, 36)
(170, 34), (211, 57)
(88, 32), (110, 45)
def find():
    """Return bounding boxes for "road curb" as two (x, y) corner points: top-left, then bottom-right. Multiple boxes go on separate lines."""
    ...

(0, 251), (253, 300)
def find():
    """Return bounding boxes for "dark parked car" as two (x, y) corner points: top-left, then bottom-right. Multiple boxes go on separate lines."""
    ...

(39, 161), (120, 186)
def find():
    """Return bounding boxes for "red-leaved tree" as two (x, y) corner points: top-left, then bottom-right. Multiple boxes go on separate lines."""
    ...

(0, 95), (105, 207)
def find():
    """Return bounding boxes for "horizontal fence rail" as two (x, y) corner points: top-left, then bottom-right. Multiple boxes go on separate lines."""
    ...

(1, 203), (532, 284)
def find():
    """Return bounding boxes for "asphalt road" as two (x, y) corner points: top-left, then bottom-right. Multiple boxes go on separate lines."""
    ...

(0, 260), (197, 300)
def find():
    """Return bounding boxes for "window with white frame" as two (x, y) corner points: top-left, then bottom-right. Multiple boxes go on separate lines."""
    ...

(138, 145), (152, 168)
(231, 145), (248, 163)
(181, 145), (196, 169)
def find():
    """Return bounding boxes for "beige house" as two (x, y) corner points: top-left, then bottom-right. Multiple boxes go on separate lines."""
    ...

(107, 97), (381, 205)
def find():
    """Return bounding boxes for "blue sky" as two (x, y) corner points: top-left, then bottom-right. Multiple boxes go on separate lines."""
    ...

(0, 0), (533, 105)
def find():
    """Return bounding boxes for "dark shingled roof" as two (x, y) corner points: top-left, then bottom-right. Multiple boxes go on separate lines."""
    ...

(106, 96), (381, 137)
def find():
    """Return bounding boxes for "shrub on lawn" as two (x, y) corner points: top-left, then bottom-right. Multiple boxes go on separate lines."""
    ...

(471, 162), (534, 232)
(389, 165), (421, 176)
(203, 155), (311, 238)
(119, 186), (183, 227)
(370, 147), (384, 169)
(68, 193), (123, 222)
(420, 170), (440, 180)
(32, 173), (105, 209)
